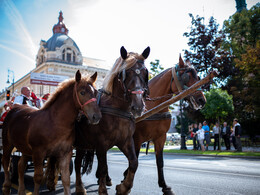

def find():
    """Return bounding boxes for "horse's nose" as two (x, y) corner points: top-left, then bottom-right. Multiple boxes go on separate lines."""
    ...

(131, 106), (143, 116)
(92, 113), (101, 124)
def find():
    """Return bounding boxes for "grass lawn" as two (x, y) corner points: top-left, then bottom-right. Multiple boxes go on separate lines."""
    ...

(110, 147), (260, 157)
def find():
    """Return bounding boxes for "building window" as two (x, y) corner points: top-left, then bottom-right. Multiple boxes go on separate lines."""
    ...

(62, 49), (65, 60)
(62, 48), (76, 63)
(73, 51), (76, 62)
(67, 53), (71, 62)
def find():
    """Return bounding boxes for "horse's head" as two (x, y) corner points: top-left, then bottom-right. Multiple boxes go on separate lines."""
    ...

(74, 70), (102, 124)
(172, 56), (206, 110)
(118, 46), (150, 117)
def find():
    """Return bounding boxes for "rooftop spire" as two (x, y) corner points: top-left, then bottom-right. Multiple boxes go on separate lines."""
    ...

(52, 11), (69, 35)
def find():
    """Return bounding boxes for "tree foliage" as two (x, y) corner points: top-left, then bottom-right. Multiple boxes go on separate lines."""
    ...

(222, 3), (260, 135)
(183, 14), (233, 88)
(149, 59), (164, 79)
(201, 88), (234, 122)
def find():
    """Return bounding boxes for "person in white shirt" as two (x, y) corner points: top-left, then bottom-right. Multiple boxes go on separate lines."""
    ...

(213, 122), (220, 150)
(13, 87), (33, 107)
(196, 124), (205, 151)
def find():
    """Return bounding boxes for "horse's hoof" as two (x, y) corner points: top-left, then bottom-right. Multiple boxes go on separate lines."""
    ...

(18, 190), (26, 195)
(75, 185), (87, 195)
(162, 186), (175, 195)
(2, 186), (11, 195)
(116, 184), (131, 195)
(106, 179), (112, 186)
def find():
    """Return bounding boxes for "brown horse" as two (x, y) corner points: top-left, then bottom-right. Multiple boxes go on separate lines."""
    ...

(2, 71), (101, 195)
(88, 55), (206, 195)
(73, 46), (150, 195)
(130, 56), (206, 195)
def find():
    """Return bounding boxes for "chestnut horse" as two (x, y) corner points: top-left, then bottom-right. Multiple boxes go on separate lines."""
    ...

(2, 71), (101, 195)
(84, 56), (206, 195)
(129, 56), (206, 195)
(73, 46), (150, 195)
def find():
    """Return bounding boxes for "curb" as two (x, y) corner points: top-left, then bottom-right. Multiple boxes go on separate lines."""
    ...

(108, 150), (260, 159)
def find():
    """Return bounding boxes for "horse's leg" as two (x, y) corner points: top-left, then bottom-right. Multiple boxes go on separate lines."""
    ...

(45, 156), (58, 192)
(116, 138), (138, 195)
(154, 136), (175, 195)
(17, 155), (29, 195)
(123, 139), (142, 179)
(75, 148), (87, 195)
(32, 152), (45, 195)
(2, 144), (13, 195)
(59, 151), (72, 195)
(96, 150), (108, 195)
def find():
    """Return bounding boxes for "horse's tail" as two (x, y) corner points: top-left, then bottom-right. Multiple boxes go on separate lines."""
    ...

(81, 149), (95, 175)
(146, 141), (150, 155)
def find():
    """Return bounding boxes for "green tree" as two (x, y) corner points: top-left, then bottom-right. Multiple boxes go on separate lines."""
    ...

(201, 88), (234, 123)
(201, 88), (234, 150)
(149, 59), (164, 79)
(222, 3), (260, 136)
(183, 14), (233, 89)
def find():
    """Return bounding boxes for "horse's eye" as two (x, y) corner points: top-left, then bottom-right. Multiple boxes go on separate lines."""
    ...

(80, 91), (85, 96)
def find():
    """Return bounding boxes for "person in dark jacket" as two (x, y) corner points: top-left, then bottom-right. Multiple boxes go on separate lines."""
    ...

(233, 118), (242, 152)
(222, 122), (231, 150)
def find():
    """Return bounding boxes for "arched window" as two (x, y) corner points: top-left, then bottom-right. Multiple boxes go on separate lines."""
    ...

(62, 48), (76, 63)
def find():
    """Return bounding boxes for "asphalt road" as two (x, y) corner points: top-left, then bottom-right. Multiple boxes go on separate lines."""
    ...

(1, 151), (260, 195)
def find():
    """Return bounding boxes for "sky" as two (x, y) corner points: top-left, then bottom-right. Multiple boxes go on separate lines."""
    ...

(0, 0), (258, 93)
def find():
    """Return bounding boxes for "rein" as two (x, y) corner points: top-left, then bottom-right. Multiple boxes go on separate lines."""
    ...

(74, 82), (97, 112)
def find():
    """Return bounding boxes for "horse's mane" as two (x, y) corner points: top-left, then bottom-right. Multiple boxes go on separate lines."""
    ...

(41, 75), (91, 110)
(102, 52), (146, 93)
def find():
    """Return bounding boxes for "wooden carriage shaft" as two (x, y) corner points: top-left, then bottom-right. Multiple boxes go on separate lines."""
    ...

(136, 71), (218, 123)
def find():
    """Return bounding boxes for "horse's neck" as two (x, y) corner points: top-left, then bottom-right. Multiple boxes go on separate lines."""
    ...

(147, 70), (178, 110)
(101, 83), (131, 111)
(48, 87), (78, 125)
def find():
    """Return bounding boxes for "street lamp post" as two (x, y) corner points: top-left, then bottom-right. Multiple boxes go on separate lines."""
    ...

(7, 69), (15, 95)
(180, 99), (187, 150)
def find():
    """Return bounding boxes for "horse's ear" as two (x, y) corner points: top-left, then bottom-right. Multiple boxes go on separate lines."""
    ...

(179, 54), (185, 68)
(142, 46), (150, 59)
(90, 72), (98, 83)
(186, 59), (191, 67)
(120, 46), (128, 60)
(76, 70), (81, 82)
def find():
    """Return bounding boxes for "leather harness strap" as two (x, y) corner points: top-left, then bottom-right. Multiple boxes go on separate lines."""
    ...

(100, 106), (135, 121)
(144, 112), (172, 121)
(172, 66), (183, 93)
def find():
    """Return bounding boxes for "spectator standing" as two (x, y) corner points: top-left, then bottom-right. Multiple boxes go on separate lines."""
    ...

(230, 128), (237, 150)
(202, 121), (210, 151)
(192, 124), (199, 150)
(233, 118), (242, 152)
(222, 122), (231, 150)
(213, 122), (220, 150)
(196, 124), (205, 151)
(13, 87), (33, 106)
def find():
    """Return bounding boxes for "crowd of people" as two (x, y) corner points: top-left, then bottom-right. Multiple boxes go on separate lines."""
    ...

(0, 87), (50, 127)
(189, 120), (242, 152)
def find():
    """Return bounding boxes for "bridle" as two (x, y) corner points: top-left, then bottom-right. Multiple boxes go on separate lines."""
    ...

(119, 60), (149, 101)
(74, 82), (97, 114)
(170, 64), (202, 94)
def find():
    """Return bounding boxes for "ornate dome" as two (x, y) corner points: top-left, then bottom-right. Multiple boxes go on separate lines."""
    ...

(36, 11), (82, 66)
(45, 33), (80, 52)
